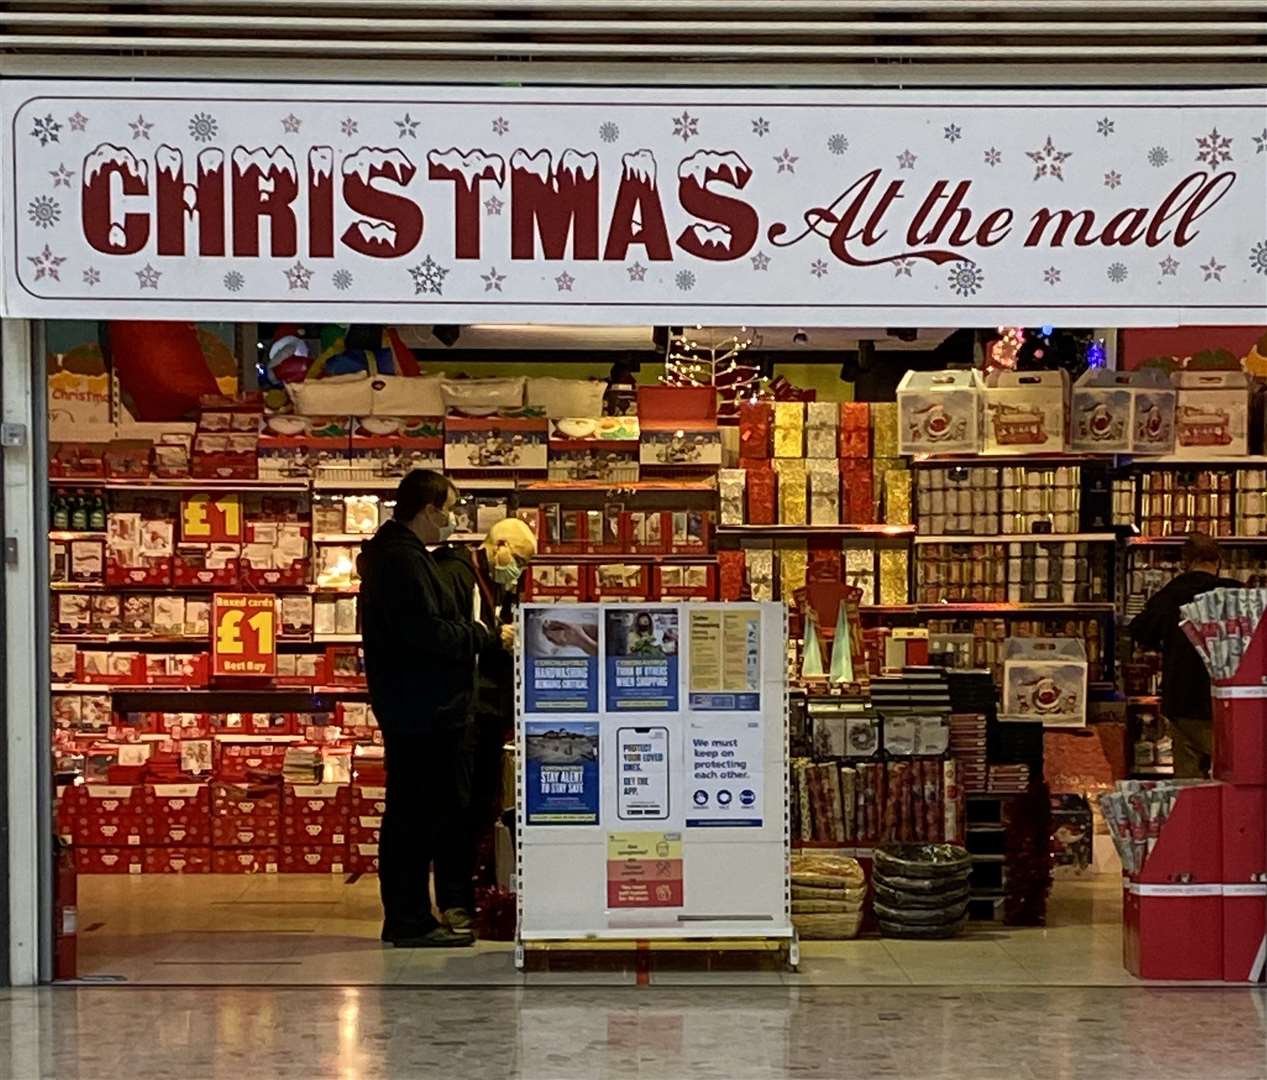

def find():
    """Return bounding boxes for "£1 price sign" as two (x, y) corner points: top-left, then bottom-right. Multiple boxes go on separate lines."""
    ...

(211, 594), (277, 678)
(181, 493), (243, 543)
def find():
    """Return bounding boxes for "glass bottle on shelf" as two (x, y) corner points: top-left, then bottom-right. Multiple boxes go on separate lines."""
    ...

(88, 490), (106, 532)
(69, 490), (88, 532)
(51, 490), (69, 531)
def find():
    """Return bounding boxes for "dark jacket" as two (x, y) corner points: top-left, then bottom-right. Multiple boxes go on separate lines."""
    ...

(356, 520), (492, 733)
(433, 547), (516, 739)
(1129, 569), (1239, 723)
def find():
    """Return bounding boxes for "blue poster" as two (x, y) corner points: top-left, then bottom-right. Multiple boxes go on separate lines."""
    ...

(604, 608), (680, 712)
(524, 607), (599, 713)
(525, 720), (600, 825)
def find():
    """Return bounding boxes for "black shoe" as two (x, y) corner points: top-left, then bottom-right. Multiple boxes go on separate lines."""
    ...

(387, 926), (475, 949)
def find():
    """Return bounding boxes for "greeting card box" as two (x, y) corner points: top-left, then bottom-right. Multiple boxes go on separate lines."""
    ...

(280, 845), (348, 874)
(143, 847), (213, 874)
(142, 782), (211, 846)
(212, 848), (280, 874)
(1172, 370), (1250, 457)
(444, 415), (548, 471)
(637, 385), (721, 467)
(983, 370), (1069, 454)
(897, 369), (983, 455)
(1001, 637), (1087, 727)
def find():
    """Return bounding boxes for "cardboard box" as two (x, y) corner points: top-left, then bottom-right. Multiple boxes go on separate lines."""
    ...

(1173, 370), (1250, 456)
(444, 415), (548, 471)
(63, 784), (145, 847)
(143, 846), (213, 874)
(897, 369), (983, 455)
(282, 783), (350, 846)
(211, 781), (282, 848)
(1071, 369), (1177, 455)
(983, 370), (1069, 454)
(142, 783), (211, 846)
(349, 814), (382, 846)
(212, 847), (280, 874)
(1001, 637), (1087, 727)
(75, 846), (146, 875)
(348, 842), (379, 875)
(1220, 784), (1267, 982)
(279, 844), (349, 874)
(352, 785), (387, 817)
(637, 386), (721, 468)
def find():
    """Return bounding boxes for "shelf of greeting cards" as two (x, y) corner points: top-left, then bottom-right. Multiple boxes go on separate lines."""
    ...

(52, 582), (361, 593)
(914, 601), (1116, 615)
(1125, 534), (1267, 546)
(535, 553), (716, 564)
(50, 477), (310, 493)
(716, 524), (915, 539)
(52, 635), (354, 647)
(909, 452), (1113, 467)
(913, 533), (1117, 544)
(519, 479), (716, 494)
(52, 683), (370, 696)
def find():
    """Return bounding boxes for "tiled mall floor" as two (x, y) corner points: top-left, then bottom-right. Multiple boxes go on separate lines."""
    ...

(5, 984), (1267, 1079)
(74, 871), (1155, 987)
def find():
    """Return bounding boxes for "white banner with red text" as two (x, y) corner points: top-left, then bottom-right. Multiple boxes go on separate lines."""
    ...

(2, 81), (1266, 326)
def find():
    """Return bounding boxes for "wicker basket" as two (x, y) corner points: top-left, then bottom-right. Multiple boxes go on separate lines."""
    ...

(792, 898), (866, 915)
(792, 911), (864, 940)
(792, 884), (868, 903)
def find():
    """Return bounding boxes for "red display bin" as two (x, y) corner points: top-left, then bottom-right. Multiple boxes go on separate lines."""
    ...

(282, 783), (350, 846)
(1123, 784), (1224, 981)
(212, 847), (280, 874)
(62, 784), (145, 848)
(349, 842), (379, 875)
(76, 846), (146, 874)
(1212, 688), (1267, 786)
(142, 782), (211, 846)
(1220, 783), (1267, 982)
(211, 781), (282, 847)
(279, 844), (349, 874)
(143, 846), (213, 874)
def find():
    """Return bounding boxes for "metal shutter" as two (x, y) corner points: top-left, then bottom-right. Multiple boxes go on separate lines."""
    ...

(0, 1), (1264, 83)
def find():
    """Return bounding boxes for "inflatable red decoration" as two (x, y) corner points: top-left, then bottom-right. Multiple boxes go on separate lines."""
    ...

(109, 321), (220, 420)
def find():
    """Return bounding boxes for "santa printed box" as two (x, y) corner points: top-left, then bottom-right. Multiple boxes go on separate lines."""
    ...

(211, 781), (282, 848)
(143, 846), (213, 874)
(282, 783), (350, 846)
(280, 844), (348, 874)
(76, 846), (146, 875)
(897, 369), (983, 455)
(63, 784), (145, 847)
(142, 783), (211, 846)
(1001, 637), (1087, 728)
(1070, 368), (1176, 455)
(212, 847), (280, 874)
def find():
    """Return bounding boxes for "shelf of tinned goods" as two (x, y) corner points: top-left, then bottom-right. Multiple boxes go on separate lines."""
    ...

(716, 524), (914, 538)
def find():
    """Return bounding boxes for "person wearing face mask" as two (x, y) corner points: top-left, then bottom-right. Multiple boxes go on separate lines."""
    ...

(357, 469), (512, 948)
(434, 516), (537, 879)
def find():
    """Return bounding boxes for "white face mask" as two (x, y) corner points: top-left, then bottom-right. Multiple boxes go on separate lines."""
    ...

(431, 507), (455, 542)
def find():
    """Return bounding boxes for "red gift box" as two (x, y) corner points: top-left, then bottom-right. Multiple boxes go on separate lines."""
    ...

(212, 847), (280, 874)
(839, 402), (872, 458)
(142, 782), (211, 846)
(211, 781), (282, 847)
(143, 846), (213, 874)
(717, 549), (746, 601)
(280, 844), (349, 874)
(1220, 783), (1267, 982)
(745, 467), (777, 526)
(76, 846), (146, 874)
(841, 463), (876, 524)
(282, 783), (350, 846)
(348, 842), (379, 874)
(63, 784), (145, 847)
(738, 403), (772, 459)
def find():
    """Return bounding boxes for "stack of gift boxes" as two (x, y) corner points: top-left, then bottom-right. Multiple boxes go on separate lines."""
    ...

(716, 401), (911, 607)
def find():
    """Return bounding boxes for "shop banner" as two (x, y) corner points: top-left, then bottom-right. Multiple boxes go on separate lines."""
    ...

(525, 720), (600, 825)
(523, 606), (599, 713)
(3, 81), (1266, 325)
(687, 718), (763, 828)
(604, 607), (680, 712)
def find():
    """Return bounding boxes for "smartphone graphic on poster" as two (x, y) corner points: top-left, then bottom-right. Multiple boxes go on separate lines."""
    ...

(617, 726), (670, 820)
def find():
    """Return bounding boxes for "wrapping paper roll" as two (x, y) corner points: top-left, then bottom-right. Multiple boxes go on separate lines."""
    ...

(717, 548), (747, 601)
(839, 402), (872, 458)
(879, 548), (910, 605)
(738, 402), (772, 459)
(779, 545), (808, 603)
(773, 402), (806, 458)
(872, 402), (900, 458)
(809, 460), (840, 525)
(841, 462), (876, 524)
(718, 468), (747, 525)
(745, 465), (778, 525)
(806, 401), (839, 459)
(775, 458), (808, 525)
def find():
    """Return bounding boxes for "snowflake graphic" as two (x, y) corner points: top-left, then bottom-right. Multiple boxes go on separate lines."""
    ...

(555, 271), (576, 292)
(1250, 241), (1267, 276)
(68, 112), (87, 133)
(284, 261), (313, 290)
(340, 117), (359, 137)
(672, 111), (699, 142)
(136, 263), (162, 289)
(897, 149), (917, 170)
(1104, 170), (1123, 190)
(1159, 256), (1180, 277)
(410, 256), (449, 295)
(1202, 257), (1226, 282)
(332, 269), (354, 291)
(983, 147), (1002, 167)
(49, 163), (74, 188)
(1196, 127), (1233, 165)
(1256, 129), (1267, 155)
(1026, 135), (1073, 181)
(944, 124), (962, 143)
(83, 267), (100, 286)
(481, 266), (506, 292)
(223, 271), (245, 293)
(751, 252), (771, 272)
(27, 245), (65, 281)
(627, 262), (647, 282)
(129, 115), (153, 141)
(484, 195), (504, 216)
(1148, 146), (1170, 168)
(396, 113), (421, 138)
(492, 116), (510, 136)
(893, 258), (914, 278)
(827, 133), (849, 156)
(599, 121), (620, 144)
(810, 259), (829, 279)
(281, 113), (302, 134)
(752, 117), (770, 137)
(1043, 266), (1062, 286)
(773, 148), (798, 174)
(675, 269), (696, 291)
(31, 115), (61, 146)
(27, 196), (60, 229)
(1106, 262), (1128, 284)
(1097, 117), (1115, 137)
(947, 261), (984, 297)
(188, 112), (217, 143)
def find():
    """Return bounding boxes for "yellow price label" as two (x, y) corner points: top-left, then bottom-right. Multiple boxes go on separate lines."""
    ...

(181, 493), (243, 542)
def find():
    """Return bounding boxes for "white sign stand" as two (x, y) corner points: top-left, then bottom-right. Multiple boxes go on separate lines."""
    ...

(514, 601), (794, 969)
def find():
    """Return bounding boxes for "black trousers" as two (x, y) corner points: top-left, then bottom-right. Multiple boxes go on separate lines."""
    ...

(379, 723), (475, 933)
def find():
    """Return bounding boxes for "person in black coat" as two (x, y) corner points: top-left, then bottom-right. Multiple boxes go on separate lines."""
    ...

(1129, 533), (1239, 778)
(357, 470), (511, 947)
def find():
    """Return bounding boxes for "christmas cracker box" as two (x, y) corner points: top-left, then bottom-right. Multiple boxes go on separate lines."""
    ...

(897, 369), (983, 455)
(1070, 368), (1175, 455)
(983, 369), (1069, 454)
(1001, 637), (1087, 728)
(1172, 369), (1250, 457)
